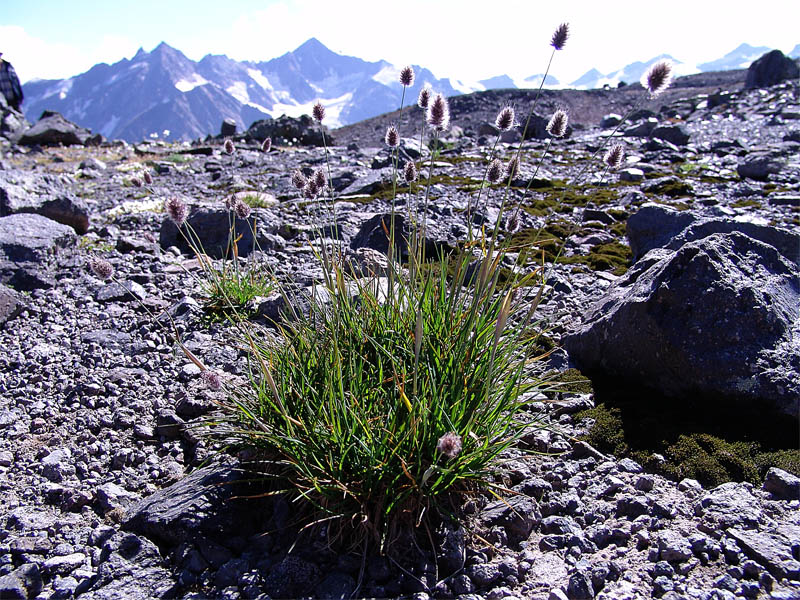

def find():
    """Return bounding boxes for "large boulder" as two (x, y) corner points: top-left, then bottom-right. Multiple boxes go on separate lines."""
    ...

(246, 114), (332, 147)
(159, 206), (282, 258)
(745, 50), (800, 89)
(0, 169), (89, 234)
(18, 111), (93, 147)
(626, 204), (799, 265)
(563, 229), (799, 421)
(0, 213), (76, 290)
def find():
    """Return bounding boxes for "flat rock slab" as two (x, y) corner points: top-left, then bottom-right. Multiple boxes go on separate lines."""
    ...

(124, 460), (265, 547)
(0, 169), (89, 234)
(728, 528), (800, 580)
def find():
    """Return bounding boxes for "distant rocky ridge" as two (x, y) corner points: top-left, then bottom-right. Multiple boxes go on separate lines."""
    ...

(20, 38), (800, 143)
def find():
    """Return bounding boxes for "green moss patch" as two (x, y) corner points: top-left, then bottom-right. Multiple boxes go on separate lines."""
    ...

(575, 393), (800, 488)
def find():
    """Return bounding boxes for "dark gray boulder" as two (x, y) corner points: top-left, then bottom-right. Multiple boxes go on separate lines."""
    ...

(737, 152), (785, 181)
(0, 169), (90, 234)
(18, 111), (93, 147)
(652, 125), (690, 146)
(159, 206), (281, 258)
(563, 231), (800, 421)
(0, 283), (23, 327)
(124, 461), (266, 547)
(82, 532), (177, 600)
(627, 204), (799, 265)
(0, 213), (76, 291)
(626, 204), (696, 262)
(247, 114), (332, 147)
(745, 50), (800, 89)
(0, 563), (42, 600)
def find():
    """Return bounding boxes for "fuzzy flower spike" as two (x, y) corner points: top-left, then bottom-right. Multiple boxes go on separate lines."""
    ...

(165, 196), (188, 226)
(312, 101), (325, 123)
(399, 66), (414, 87)
(642, 60), (673, 98)
(551, 23), (569, 51)
(437, 432), (463, 459)
(495, 106), (515, 132)
(427, 93), (450, 131)
(604, 144), (625, 169)
(385, 124), (400, 147)
(89, 256), (114, 280)
(417, 87), (431, 109)
(546, 109), (568, 138)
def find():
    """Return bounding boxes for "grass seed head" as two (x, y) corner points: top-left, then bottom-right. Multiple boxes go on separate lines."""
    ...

(385, 124), (400, 147)
(505, 156), (520, 180)
(551, 23), (569, 50)
(487, 158), (504, 183)
(546, 109), (568, 138)
(89, 256), (114, 280)
(427, 93), (450, 131)
(400, 65), (415, 87)
(164, 196), (188, 226)
(292, 169), (308, 190)
(312, 101), (325, 123)
(234, 199), (252, 220)
(403, 160), (418, 183)
(495, 106), (515, 132)
(604, 143), (625, 169)
(417, 87), (431, 109)
(142, 171), (153, 185)
(303, 179), (320, 199)
(201, 370), (223, 391)
(130, 176), (143, 188)
(313, 167), (326, 190)
(261, 137), (272, 152)
(642, 60), (673, 98)
(437, 432), (463, 459)
(506, 210), (520, 233)
(223, 138), (235, 155)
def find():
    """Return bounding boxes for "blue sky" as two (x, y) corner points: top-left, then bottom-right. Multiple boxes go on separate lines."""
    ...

(2, 0), (798, 84)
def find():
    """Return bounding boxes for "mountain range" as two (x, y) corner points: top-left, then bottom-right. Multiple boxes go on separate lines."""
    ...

(21, 38), (800, 143)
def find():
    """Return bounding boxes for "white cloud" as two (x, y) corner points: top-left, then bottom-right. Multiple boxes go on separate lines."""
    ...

(0, 26), (139, 83)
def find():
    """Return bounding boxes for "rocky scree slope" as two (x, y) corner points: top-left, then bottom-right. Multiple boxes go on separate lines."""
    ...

(0, 72), (799, 600)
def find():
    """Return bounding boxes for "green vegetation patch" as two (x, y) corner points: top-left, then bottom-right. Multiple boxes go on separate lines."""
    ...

(576, 398), (800, 488)
(508, 224), (631, 275)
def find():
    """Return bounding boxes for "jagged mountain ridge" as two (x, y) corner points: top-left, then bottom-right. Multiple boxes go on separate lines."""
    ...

(20, 38), (799, 143)
(21, 39), (469, 143)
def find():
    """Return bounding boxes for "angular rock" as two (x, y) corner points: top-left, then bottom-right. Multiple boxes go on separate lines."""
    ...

(0, 283), (23, 327)
(762, 468), (800, 501)
(220, 118), (237, 137)
(0, 564), (42, 600)
(657, 530), (694, 563)
(696, 482), (763, 531)
(18, 111), (93, 147)
(82, 532), (177, 599)
(728, 528), (800, 580)
(124, 461), (266, 547)
(745, 50), (800, 89)
(159, 206), (281, 258)
(564, 231), (800, 420)
(0, 213), (76, 291)
(737, 153), (785, 180)
(0, 169), (89, 233)
(652, 125), (690, 146)
(247, 114), (332, 147)
(480, 495), (540, 543)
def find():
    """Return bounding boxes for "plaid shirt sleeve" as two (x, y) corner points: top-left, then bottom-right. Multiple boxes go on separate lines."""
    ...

(0, 62), (23, 104)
